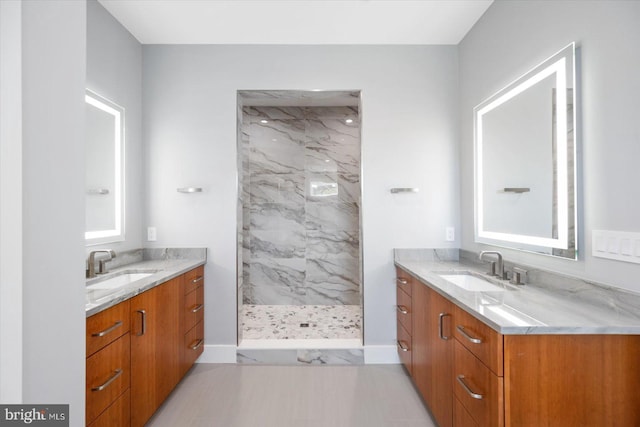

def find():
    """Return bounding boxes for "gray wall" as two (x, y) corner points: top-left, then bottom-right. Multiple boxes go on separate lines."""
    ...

(21, 1), (86, 424)
(459, 1), (640, 292)
(142, 45), (460, 347)
(87, 0), (142, 253)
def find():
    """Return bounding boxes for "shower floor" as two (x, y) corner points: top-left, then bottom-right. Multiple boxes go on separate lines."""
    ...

(241, 305), (362, 341)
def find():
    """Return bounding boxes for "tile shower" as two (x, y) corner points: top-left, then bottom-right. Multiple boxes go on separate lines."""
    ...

(237, 93), (362, 347)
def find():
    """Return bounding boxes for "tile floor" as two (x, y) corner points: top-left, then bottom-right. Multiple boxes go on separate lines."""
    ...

(147, 364), (437, 427)
(241, 304), (362, 340)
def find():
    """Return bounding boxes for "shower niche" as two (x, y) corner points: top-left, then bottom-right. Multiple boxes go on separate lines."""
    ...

(237, 90), (362, 349)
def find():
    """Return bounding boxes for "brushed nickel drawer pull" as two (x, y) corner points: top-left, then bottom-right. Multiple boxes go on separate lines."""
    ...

(191, 304), (204, 313)
(457, 325), (483, 344)
(192, 276), (204, 284)
(136, 310), (146, 336)
(396, 305), (409, 315)
(190, 339), (204, 350)
(91, 320), (123, 337)
(456, 375), (484, 399)
(396, 278), (408, 285)
(91, 369), (123, 392)
(397, 340), (409, 352)
(438, 313), (451, 340)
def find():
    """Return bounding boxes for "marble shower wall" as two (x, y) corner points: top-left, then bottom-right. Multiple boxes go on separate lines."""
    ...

(241, 106), (361, 305)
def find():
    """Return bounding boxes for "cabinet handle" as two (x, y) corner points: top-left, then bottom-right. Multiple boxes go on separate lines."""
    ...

(192, 276), (204, 284)
(456, 375), (484, 400)
(456, 325), (483, 344)
(396, 305), (409, 315)
(397, 340), (409, 352)
(191, 304), (204, 313)
(91, 320), (123, 337)
(136, 310), (146, 336)
(91, 369), (123, 392)
(438, 313), (451, 340)
(396, 278), (408, 285)
(190, 339), (204, 351)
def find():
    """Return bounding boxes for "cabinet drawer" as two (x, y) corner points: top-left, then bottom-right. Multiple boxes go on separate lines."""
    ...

(395, 267), (412, 296)
(184, 284), (204, 331)
(454, 305), (503, 376)
(454, 396), (479, 427)
(184, 320), (205, 369)
(87, 300), (130, 357)
(86, 333), (131, 424)
(87, 388), (130, 427)
(184, 266), (205, 294)
(453, 340), (503, 427)
(397, 322), (412, 375)
(396, 285), (412, 335)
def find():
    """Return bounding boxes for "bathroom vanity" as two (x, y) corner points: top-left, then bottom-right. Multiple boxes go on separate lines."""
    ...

(85, 251), (205, 427)
(395, 257), (640, 427)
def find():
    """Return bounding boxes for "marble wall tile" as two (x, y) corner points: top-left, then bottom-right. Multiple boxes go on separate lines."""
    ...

(248, 257), (306, 305)
(241, 106), (361, 307)
(250, 230), (305, 259)
(306, 231), (359, 260)
(249, 173), (305, 205)
(249, 202), (305, 233)
(305, 201), (359, 232)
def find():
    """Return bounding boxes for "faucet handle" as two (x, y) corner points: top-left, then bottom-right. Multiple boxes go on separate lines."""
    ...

(510, 267), (527, 285)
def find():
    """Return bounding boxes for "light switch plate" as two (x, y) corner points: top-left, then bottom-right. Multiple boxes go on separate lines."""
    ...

(592, 230), (640, 264)
(446, 227), (455, 242)
(147, 226), (157, 241)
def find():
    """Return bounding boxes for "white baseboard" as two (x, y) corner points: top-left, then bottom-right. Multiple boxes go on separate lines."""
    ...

(196, 345), (237, 364)
(364, 345), (401, 364)
(197, 344), (400, 364)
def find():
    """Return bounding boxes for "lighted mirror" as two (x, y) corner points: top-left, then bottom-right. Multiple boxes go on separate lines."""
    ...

(474, 43), (577, 259)
(85, 90), (124, 245)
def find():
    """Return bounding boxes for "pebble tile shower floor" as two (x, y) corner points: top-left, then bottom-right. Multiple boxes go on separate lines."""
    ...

(242, 305), (361, 340)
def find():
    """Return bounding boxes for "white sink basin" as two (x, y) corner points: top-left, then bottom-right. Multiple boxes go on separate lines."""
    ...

(87, 270), (156, 290)
(439, 273), (505, 292)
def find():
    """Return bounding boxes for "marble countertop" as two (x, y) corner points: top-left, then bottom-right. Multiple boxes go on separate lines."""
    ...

(86, 255), (205, 317)
(395, 258), (640, 335)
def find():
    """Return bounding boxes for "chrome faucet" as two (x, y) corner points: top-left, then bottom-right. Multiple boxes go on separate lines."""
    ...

(86, 249), (116, 278)
(479, 250), (505, 279)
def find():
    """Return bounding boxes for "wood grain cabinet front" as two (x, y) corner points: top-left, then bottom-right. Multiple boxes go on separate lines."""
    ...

(181, 269), (205, 377)
(395, 265), (640, 427)
(395, 268), (413, 374)
(86, 300), (131, 426)
(85, 332), (130, 425)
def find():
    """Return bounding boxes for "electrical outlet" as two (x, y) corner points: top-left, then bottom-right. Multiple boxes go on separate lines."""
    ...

(147, 226), (157, 241)
(446, 226), (455, 242)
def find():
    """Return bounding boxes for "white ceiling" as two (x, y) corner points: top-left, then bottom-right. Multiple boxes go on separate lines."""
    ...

(98, 0), (493, 45)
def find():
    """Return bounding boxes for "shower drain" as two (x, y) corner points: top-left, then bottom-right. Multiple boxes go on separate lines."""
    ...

(299, 323), (310, 328)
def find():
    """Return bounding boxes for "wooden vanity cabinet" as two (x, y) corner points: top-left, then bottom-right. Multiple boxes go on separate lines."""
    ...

(130, 275), (182, 427)
(86, 300), (131, 426)
(181, 265), (205, 376)
(396, 268), (453, 427)
(412, 281), (453, 427)
(395, 269), (413, 374)
(396, 265), (640, 427)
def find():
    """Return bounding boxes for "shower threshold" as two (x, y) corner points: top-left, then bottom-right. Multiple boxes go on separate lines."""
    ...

(238, 338), (362, 350)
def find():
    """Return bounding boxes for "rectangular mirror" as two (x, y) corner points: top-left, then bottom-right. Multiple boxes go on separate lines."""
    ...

(85, 89), (125, 245)
(474, 43), (577, 259)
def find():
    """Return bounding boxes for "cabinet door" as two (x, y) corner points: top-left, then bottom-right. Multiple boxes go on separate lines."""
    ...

(130, 277), (182, 427)
(428, 288), (453, 427)
(413, 283), (453, 427)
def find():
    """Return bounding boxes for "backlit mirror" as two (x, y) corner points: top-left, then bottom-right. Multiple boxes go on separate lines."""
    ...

(474, 43), (577, 259)
(85, 90), (125, 245)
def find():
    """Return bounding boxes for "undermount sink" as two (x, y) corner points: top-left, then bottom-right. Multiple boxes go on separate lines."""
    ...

(87, 270), (158, 290)
(438, 272), (505, 292)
